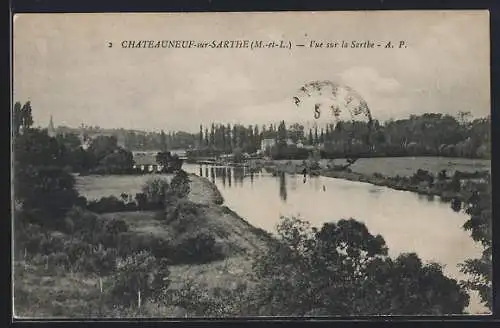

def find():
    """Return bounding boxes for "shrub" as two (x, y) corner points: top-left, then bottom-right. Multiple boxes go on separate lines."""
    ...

(170, 170), (191, 199)
(171, 233), (224, 264)
(73, 246), (118, 275)
(14, 222), (45, 256)
(64, 206), (101, 233)
(164, 200), (201, 229)
(116, 233), (172, 260)
(142, 178), (170, 208)
(115, 232), (152, 257)
(86, 196), (129, 213)
(39, 233), (67, 255)
(64, 238), (94, 264)
(107, 251), (170, 306)
(95, 218), (129, 248)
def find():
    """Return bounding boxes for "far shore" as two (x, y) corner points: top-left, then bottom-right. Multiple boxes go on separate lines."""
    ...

(253, 160), (490, 203)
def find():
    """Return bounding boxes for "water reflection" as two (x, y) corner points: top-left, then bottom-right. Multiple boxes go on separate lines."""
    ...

(194, 164), (328, 202)
(279, 172), (287, 202)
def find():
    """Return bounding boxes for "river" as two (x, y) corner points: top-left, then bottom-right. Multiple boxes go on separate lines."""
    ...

(182, 163), (487, 314)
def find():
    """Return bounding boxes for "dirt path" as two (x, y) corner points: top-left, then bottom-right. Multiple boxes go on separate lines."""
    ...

(187, 174), (224, 205)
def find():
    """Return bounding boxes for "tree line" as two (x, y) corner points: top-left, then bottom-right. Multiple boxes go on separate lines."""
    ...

(116, 112), (490, 160)
(13, 101), (183, 177)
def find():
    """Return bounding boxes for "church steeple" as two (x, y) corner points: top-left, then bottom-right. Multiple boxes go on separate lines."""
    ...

(48, 115), (56, 137)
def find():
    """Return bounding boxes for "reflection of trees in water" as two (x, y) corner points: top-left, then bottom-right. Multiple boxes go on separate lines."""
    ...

(197, 165), (261, 188)
(210, 167), (215, 183)
(218, 167), (227, 187)
(279, 171), (287, 202)
(233, 167), (245, 186)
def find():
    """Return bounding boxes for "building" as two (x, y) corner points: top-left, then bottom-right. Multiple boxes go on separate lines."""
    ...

(260, 138), (276, 152)
(47, 115), (57, 138)
(170, 149), (188, 160)
(132, 151), (162, 173)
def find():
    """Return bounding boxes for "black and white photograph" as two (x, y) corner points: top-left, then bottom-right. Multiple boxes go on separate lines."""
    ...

(12, 11), (492, 318)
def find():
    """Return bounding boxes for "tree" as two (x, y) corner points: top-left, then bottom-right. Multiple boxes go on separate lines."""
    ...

(199, 124), (204, 147)
(108, 251), (170, 306)
(156, 151), (182, 172)
(324, 125), (330, 143)
(160, 130), (167, 151)
(170, 170), (191, 199)
(457, 111), (472, 127)
(13, 102), (22, 136)
(226, 124), (232, 152)
(221, 125), (226, 151)
(99, 148), (134, 172)
(210, 123), (215, 148)
(88, 135), (119, 162)
(14, 124), (80, 229)
(277, 121), (288, 147)
(460, 179), (492, 311)
(141, 178), (171, 207)
(13, 101), (34, 136)
(308, 129), (313, 145)
(251, 217), (469, 316)
(232, 125), (238, 149)
(288, 123), (304, 143)
(233, 147), (244, 163)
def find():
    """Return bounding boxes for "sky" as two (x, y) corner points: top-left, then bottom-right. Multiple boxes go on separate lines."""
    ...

(13, 11), (490, 133)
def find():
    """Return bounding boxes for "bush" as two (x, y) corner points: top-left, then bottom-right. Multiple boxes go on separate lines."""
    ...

(86, 196), (131, 213)
(411, 169), (434, 186)
(116, 233), (172, 260)
(171, 233), (224, 264)
(73, 246), (118, 275)
(164, 200), (201, 229)
(96, 218), (129, 248)
(165, 281), (249, 317)
(38, 233), (67, 255)
(64, 206), (102, 233)
(170, 170), (191, 199)
(14, 221), (45, 256)
(107, 251), (170, 306)
(64, 238), (94, 264)
(142, 178), (170, 208)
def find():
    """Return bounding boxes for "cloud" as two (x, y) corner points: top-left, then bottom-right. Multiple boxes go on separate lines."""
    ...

(340, 67), (400, 95)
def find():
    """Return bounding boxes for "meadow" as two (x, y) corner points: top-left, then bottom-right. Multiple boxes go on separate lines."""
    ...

(274, 156), (491, 177)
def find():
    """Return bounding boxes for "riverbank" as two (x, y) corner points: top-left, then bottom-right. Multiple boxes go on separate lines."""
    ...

(259, 160), (488, 204)
(14, 173), (274, 318)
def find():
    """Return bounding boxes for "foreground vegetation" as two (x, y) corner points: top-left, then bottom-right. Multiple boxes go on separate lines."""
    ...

(13, 102), (492, 317)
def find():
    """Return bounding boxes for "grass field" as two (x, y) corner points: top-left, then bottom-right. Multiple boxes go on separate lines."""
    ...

(273, 156), (491, 177)
(75, 174), (174, 200)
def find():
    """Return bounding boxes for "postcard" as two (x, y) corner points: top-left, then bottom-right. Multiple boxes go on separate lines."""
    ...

(12, 11), (492, 318)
